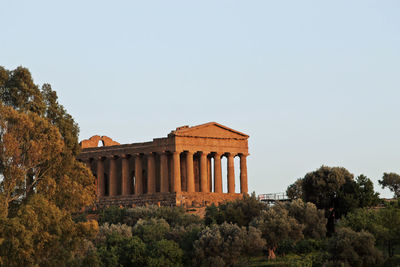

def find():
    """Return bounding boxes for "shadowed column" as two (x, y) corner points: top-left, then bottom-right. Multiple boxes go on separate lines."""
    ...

(200, 152), (208, 192)
(240, 154), (248, 194)
(173, 151), (181, 193)
(109, 156), (118, 196)
(147, 153), (156, 194)
(121, 155), (131, 195)
(160, 152), (169, 193)
(208, 156), (212, 192)
(134, 154), (143, 195)
(214, 152), (222, 193)
(186, 151), (195, 192)
(227, 153), (235, 193)
(97, 157), (104, 197)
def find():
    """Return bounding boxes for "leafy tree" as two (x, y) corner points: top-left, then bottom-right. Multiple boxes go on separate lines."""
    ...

(302, 166), (353, 211)
(327, 227), (383, 267)
(98, 206), (128, 225)
(379, 172), (400, 198)
(288, 166), (379, 221)
(250, 205), (303, 260)
(285, 199), (327, 239)
(96, 223), (132, 244)
(0, 194), (98, 266)
(193, 222), (265, 267)
(340, 204), (400, 257)
(204, 192), (267, 227)
(96, 232), (147, 267)
(355, 175), (381, 207)
(166, 224), (203, 266)
(0, 66), (45, 115)
(0, 66), (95, 213)
(107, 205), (201, 227)
(147, 239), (183, 267)
(0, 66), (97, 265)
(133, 218), (170, 244)
(286, 178), (303, 200)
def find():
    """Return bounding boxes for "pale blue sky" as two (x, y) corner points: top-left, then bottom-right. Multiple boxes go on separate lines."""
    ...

(1, 1), (399, 197)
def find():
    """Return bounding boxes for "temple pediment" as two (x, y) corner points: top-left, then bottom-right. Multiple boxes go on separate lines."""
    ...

(170, 122), (249, 139)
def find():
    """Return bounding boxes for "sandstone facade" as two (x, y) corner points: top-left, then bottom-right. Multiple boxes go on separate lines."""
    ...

(78, 122), (249, 207)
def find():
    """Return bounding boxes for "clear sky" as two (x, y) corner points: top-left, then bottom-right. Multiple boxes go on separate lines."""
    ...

(1, 1), (399, 197)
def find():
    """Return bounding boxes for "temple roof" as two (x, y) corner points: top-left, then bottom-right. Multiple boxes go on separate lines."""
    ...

(170, 122), (249, 139)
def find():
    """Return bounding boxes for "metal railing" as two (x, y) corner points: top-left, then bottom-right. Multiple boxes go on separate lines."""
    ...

(258, 192), (288, 202)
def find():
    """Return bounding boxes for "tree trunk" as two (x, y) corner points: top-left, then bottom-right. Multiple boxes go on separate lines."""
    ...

(268, 248), (276, 260)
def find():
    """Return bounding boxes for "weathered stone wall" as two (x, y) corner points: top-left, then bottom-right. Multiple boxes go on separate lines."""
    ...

(96, 192), (244, 208)
(96, 192), (178, 208)
(177, 192), (244, 207)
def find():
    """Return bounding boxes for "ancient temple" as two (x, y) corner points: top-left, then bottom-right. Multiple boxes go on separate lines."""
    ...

(78, 122), (249, 207)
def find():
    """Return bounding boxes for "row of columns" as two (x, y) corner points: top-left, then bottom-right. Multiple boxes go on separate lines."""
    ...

(90, 151), (248, 197)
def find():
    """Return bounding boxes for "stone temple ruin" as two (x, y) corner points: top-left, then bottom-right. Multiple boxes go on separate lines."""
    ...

(77, 122), (249, 207)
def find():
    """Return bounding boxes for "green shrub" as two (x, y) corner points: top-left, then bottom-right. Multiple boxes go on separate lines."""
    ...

(98, 206), (128, 225)
(383, 255), (400, 267)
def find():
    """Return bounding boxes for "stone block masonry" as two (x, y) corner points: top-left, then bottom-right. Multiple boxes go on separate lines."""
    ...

(78, 122), (249, 208)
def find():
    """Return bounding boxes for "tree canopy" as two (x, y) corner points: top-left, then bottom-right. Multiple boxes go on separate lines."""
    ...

(0, 66), (97, 265)
(287, 166), (380, 219)
(379, 172), (400, 198)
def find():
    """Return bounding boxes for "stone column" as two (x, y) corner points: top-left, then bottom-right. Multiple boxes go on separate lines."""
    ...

(134, 154), (143, 195)
(200, 152), (208, 192)
(227, 153), (235, 193)
(208, 156), (212, 192)
(186, 151), (195, 193)
(240, 154), (248, 194)
(109, 156), (118, 196)
(96, 157), (104, 197)
(121, 155), (130, 195)
(160, 152), (169, 193)
(147, 153), (156, 194)
(214, 152), (222, 193)
(172, 151), (181, 193)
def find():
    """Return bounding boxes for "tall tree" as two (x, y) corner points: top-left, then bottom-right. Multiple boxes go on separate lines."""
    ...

(286, 178), (303, 200)
(301, 166), (353, 211)
(250, 205), (303, 260)
(287, 166), (379, 220)
(0, 66), (97, 265)
(379, 172), (400, 198)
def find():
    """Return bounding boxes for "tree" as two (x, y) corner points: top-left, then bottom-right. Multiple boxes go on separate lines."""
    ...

(340, 204), (400, 258)
(288, 166), (379, 221)
(0, 66), (97, 265)
(327, 227), (383, 267)
(379, 172), (400, 198)
(0, 194), (98, 266)
(286, 178), (303, 200)
(355, 175), (380, 208)
(193, 222), (265, 267)
(301, 166), (353, 211)
(0, 66), (95, 213)
(204, 192), (267, 227)
(285, 199), (327, 239)
(250, 205), (303, 260)
(0, 103), (63, 215)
